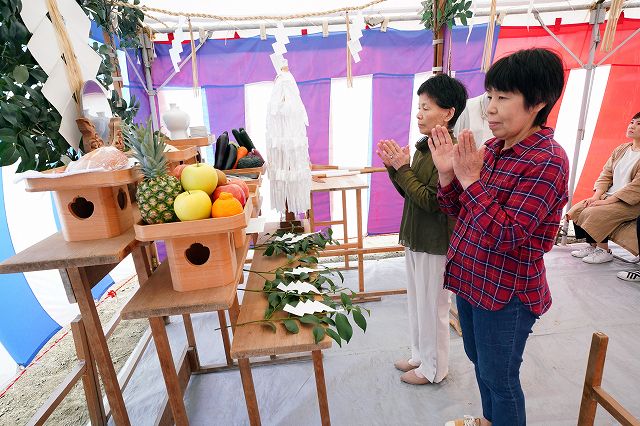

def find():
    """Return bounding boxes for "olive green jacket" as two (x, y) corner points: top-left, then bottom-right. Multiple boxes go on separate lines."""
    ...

(387, 135), (455, 255)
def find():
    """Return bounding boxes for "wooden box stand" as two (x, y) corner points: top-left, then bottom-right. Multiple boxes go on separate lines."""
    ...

(23, 167), (141, 242)
(226, 164), (266, 183)
(167, 137), (210, 148)
(134, 198), (253, 292)
(165, 145), (198, 174)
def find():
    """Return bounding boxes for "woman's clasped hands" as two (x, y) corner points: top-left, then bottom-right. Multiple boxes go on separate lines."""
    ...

(376, 139), (410, 170)
(428, 125), (485, 189)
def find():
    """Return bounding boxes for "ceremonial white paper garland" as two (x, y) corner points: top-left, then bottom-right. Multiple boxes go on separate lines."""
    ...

(21, 0), (102, 150)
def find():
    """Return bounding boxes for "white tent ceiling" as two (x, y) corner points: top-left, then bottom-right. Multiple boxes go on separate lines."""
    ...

(139, 0), (640, 34)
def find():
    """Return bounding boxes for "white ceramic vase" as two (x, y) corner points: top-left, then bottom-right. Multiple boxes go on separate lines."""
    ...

(163, 103), (190, 140)
(93, 111), (110, 142)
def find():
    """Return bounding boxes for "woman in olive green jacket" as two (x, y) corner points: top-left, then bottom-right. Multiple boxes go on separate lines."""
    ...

(376, 74), (467, 385)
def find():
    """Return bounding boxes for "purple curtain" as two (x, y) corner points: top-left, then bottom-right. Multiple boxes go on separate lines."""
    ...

(450, 24), (502, 97)
(128, 87), (150, 125)
(299, 80), (331, 223)
(124, 49), (151, 125)
(150, 29), (434, 86)
(368, 75), (415, 235)
(135, 26), (499, 234)
(204, 86), (246, 138)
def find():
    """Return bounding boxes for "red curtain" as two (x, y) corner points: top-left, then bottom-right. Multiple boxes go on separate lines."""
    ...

(494, 18), (640, 202)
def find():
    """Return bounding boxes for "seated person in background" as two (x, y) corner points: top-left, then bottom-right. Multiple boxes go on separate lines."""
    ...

(616, 215), (640, 282)
(567, 111), (640, 264)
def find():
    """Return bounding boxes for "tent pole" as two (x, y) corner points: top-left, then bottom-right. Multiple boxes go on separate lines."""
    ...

(432, 0), (446, 74)
(596, 26), (640, 66)
(140, 32), (160, 131)
(561, 2), (606, 245)
(157, 34), (210, 91)
(534, 11), (584, 67)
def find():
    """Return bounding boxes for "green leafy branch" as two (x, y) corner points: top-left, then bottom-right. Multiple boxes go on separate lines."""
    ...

(420, 0), (473, 32)
(258, 228), (339, 259)
(258, 260), (369, 346)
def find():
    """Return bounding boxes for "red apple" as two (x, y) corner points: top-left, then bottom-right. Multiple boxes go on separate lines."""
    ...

(212, 184), (246, 206)
(227, 178), (250, 198)
(172, 163), (188, 179)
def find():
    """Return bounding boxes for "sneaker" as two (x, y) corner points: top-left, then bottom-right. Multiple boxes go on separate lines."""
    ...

(582, 248), (614, 264)
(571, 246), (596, 258)
(617, 270), (640, 282)
(394, 359), (418, 372)
(445, 415), (481, 426)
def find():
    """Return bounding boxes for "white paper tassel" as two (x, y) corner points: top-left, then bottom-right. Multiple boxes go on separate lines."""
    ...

(265, 71), (311, 214)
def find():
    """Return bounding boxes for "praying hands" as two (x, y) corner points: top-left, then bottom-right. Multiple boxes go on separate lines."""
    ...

(429, 125), (485, 189)
(376, 139), (411, 170)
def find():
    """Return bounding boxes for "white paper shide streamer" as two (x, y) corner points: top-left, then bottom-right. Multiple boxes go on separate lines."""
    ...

(265, 68), (311, 214)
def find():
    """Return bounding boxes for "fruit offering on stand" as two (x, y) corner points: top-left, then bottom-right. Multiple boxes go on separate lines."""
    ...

(222, 142), (238, 170)
(174, 190), (213, 221)
(124, 124), (182, 224)
(215, 128), (265, 170)
(214, 131), (229, 169)
(227, 178), (249, 199)
(236, 151), (264, 169)
(180, 163), (218, 195)
(172, 163), (188, 179)
(212, 184), (246, 206)
(233, 127), (256, 151)
(212, 192), (243, 218)
(215, 169), (227, 186)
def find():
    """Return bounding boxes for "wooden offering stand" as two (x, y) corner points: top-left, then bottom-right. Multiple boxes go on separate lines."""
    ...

(226, 164), (266, 182)
(166, 137), (210, 163)
(133, 199), (253, 292)
(166, 137), (210, 148)
(23, 167), (141, 242)
(164, 145), (198, 174)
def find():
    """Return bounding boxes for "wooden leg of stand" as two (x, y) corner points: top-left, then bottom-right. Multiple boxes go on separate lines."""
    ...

(341, 190), (350, 269)
(578, 332), (608, 426)
(218, 310), (233, 366)
(308, 194), (315, 232)
(149, 317), (189, 426)
(182, 314), (201, 371)
(238, 358), (261, 426)
(71, 317), (106, 425)
(312, 350), (331, 426)
(229, 293), (240, 332)
(355, 188), (364, 293)
(66, 267), (130, 426)
(449, 299), (462, 336)
(131, 245), (152, 286)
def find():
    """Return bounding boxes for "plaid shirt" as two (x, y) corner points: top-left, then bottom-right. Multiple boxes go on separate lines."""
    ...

(438, 128), (569, 315)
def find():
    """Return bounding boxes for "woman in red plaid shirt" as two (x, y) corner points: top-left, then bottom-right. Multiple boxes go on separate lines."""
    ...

(430, 49), (570, 426)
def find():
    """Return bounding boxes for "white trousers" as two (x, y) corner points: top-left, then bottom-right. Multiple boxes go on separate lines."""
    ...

(404, 248), (451, 383)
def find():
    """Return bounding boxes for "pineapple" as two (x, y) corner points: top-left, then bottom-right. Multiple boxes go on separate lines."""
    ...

(123, 123), (182, 224)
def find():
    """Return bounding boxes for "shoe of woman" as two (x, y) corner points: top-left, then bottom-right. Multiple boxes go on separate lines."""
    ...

(445, 415), (481, 426)
(393, 359), (418, 372)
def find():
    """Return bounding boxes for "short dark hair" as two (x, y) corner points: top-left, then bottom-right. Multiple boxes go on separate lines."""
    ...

(633, 112), (640, 120)
(417, 74), (468, 129)
(485, 48), (565, 127)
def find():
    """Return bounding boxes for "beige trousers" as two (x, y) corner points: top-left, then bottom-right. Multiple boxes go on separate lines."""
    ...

(404, 248), (451, 383)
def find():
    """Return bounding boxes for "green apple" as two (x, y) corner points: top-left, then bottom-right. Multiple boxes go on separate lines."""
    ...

(180, 163), (218, 195)
(174, 190), (212, 221)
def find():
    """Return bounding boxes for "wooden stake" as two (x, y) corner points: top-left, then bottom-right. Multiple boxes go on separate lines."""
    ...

(188, 18), (200, 97)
